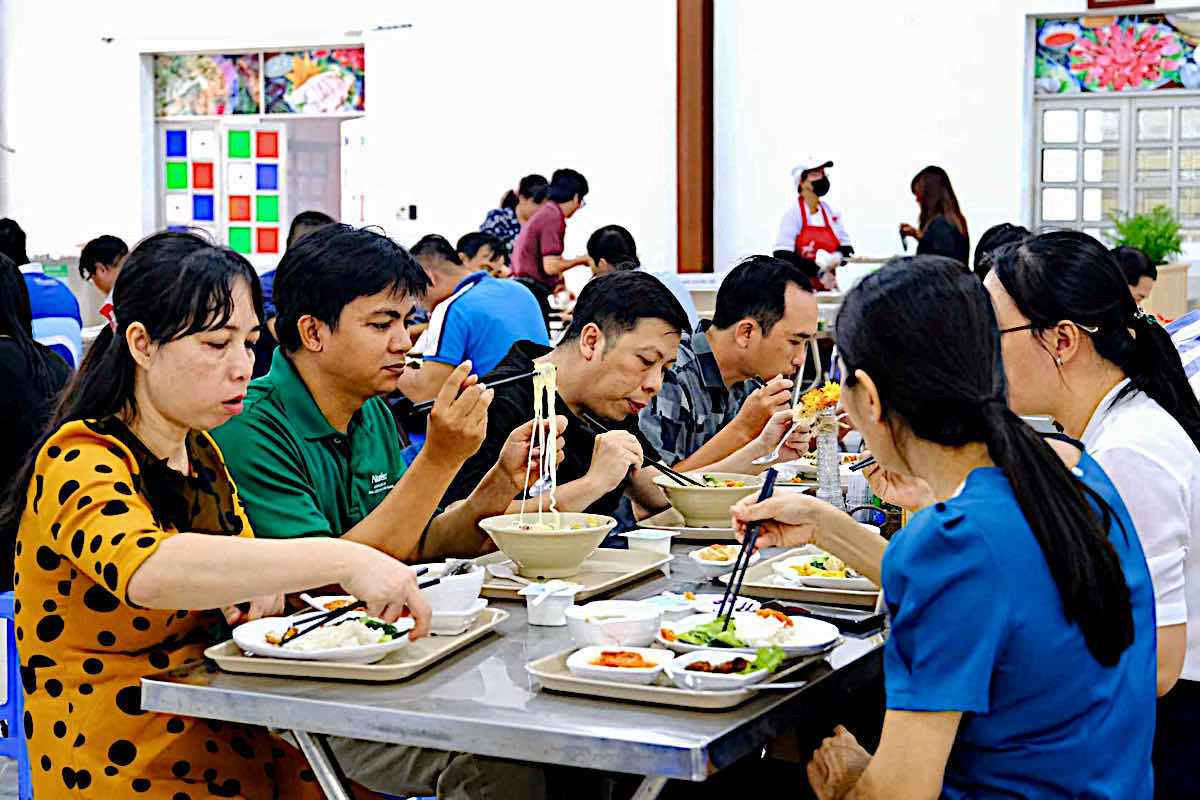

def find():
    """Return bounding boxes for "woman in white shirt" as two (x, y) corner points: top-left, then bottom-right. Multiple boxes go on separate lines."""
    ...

(984, 230), (1200, 799)
(773, 157), (853, 290)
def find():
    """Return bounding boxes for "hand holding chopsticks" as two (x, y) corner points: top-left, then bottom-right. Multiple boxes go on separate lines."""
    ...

(578, 412), (704, 487)
(718, 468), (779, 630)
(411, 369), (536, 413)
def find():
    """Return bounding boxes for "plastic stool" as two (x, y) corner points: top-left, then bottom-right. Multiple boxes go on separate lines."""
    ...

(0, 592), (32, 799)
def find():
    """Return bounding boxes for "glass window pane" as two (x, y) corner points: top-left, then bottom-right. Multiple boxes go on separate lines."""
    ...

(1137, 148), (1171, 182)
(1042, 149), (1078, 182)
(1183, 108), (1200, 139)
(1084, 109), (1120, 144)
(1136, 188), (1170, 215)
(1083, 148), (1119, 182)
(1181, 187), (1200, 220)
(1137, 108), (1172, 141)
(1043, 109), (1078, 144)
(1182, 148), (1200, 181)
(1042, 188), (1077, 221)
(1083, 188), (1119, 222)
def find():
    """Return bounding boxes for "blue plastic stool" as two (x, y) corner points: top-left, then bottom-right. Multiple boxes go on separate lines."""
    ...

(0, 591), (32, 799)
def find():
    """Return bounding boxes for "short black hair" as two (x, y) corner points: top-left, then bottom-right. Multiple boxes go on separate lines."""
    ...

(0, 218), (29, 266)
(973, 223), (1030, 280)
(1111, 245), (1158, 284)
(712, 255), (811, 335)
(586, 224), (639, 268)
(286, 210), (335, 250)
(79, 235), (129, 280)
(411, 234), (462, 266)
(457, 231), (506, 263)
(273, 224), (431, 352)
(563, 270), (688, 344)
(547, 168), (589, 204)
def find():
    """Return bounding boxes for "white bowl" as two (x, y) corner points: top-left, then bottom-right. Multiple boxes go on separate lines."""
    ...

(232, 615), (415, 664)
(430, 598), (489, 636)
(664, 650), (771, 691)
(651, 472), (762, 528)
(657, 612), (840, 658)
(416, 562), (486, 612)
(565, 646), (675, 685)
(688, 545), (761, 580)
(479, 512), (617, 579)
(521, 584), (583, 626)
(620, 528), (674, 555)
(565, 600), (664, 647)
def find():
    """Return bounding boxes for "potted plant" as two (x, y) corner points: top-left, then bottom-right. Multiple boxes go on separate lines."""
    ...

(1109, 206), (1188, 317)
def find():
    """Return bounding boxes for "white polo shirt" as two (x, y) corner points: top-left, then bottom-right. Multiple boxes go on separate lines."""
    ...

(1081, 379), (1200, 680)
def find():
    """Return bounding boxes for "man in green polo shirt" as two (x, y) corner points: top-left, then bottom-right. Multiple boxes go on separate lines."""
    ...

(214, 225), (555, 799)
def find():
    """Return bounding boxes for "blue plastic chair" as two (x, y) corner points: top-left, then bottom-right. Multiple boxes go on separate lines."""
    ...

(0, 591), (32, 799)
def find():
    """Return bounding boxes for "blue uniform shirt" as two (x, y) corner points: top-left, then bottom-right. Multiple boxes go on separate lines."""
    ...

(420, 271), (548, 376)
(882, 454), (1155, 799)
(21, 264), (82, 369)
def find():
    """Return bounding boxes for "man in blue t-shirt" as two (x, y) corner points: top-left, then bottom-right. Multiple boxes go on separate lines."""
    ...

(399, 234), (548, 403)
(0, 218), (82, 368)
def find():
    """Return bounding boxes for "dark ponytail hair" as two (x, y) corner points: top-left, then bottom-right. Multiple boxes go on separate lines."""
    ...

(992, 230), (1200, 454)
(586, 224), (639, 268)
(0, 231), (262, 531)
(0, 254), (57, 396)
(501, 190), (519, 210)
(518, 173), (549, 204)
(837, 256), (1133, 666)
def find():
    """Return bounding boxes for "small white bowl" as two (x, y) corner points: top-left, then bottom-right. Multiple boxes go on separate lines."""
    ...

(688, 546), (761, 580)
(520, 583), (583, 626)
(416, 562), (486, 613)
(565, 600), (664, 647)
(637, 593), (696, 621)
(620, 528), (674, 555)
(664, 650), (771, 691)
(565, 646), (675, 685)
(430, 598), (489, 636)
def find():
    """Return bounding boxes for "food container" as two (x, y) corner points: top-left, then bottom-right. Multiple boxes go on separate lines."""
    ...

(637, 593), (696, 621)
(619, 528), (674, 555)
(565, 645), (675, 685)
(564, 600), (664, 647)
(519, 581), (583, 626)
(430, 598), (489, 636)
(650, 472), (761, 528)
(688, 545), (761, 580)
(478, 512), (617, 579)
(416, 562), (486, 613)
(663, 650), (771, 691)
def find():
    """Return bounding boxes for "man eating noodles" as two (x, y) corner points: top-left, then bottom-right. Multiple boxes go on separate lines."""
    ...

(213, 224), (556, 799)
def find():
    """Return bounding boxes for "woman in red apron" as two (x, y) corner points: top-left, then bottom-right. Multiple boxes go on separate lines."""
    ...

(774, 157), (854, 291)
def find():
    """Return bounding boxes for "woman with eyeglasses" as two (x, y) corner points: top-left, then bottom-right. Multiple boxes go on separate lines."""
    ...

(984, 230), (1200, 799)
(732, 255), (1154, 799)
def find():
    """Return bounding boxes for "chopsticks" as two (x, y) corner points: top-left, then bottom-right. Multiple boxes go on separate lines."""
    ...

(718, 468), (779, 631)
(411, 370), (537, 413)
(847, 455), (876, 473)
(578, 412), (705, 488)
(278, 600), (367, 646)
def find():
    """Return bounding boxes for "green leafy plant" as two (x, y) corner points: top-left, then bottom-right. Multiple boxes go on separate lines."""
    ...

(1109, 206), (1183, 265)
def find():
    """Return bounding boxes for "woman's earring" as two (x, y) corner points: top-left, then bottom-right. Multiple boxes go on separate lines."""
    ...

(1056, 356), (1063, 366)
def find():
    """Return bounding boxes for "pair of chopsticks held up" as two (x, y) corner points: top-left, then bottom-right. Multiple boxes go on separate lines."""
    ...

(717, 468), (780, 631)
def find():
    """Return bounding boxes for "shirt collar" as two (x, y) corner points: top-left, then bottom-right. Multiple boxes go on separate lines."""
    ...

(266, 348), (354, 442)
(1080, 378), (1133, 446)
(453, 270), (490, 293)
(690, 320), (727, 391)
(18, 262), (43, 275)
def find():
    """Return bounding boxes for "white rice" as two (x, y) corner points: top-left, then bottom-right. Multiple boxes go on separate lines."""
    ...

(281, 620), (384, 652)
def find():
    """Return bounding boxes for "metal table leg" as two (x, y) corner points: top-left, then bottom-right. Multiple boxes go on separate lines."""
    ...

(293, 729), (354, 800)
(630, 775), (669, 800)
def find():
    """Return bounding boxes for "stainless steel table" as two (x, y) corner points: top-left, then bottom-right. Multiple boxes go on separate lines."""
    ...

(142, 545), (885, 799)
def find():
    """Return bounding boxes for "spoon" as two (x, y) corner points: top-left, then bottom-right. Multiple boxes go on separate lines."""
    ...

(752, 375), (807, 467)
(531, 579), (572, 606)
(486, 562), (531, 585)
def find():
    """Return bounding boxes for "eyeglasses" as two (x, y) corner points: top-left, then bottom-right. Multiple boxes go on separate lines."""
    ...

(1000, 320), (1099, 336)
(999, 324), (1035, 336)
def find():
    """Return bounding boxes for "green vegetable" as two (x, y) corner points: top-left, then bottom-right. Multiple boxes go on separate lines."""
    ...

(678, 618), (736, 646)
(711, 628), (747, 648)
(745, 646), (786, 674)
(362, 617), (402, 641)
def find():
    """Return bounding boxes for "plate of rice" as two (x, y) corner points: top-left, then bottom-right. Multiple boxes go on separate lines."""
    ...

(232, 613), (416, 664)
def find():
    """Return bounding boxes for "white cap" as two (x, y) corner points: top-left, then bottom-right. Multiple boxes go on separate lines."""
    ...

(791, 158), (834, 189)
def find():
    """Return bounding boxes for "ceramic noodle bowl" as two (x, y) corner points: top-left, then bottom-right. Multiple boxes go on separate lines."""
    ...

(650, 472), (762, 528)
(478, 512), (618, 579)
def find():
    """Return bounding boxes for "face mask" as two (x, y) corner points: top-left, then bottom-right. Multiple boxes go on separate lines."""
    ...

(811, 177), (831, 197)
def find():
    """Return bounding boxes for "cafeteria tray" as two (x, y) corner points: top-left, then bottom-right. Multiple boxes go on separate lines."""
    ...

(474, 549), (672, 601)
(526, 646), (829, 711)
(205, 608), (509, 682)
(637, 508), (737, 542)
(718, 546), (880, 608)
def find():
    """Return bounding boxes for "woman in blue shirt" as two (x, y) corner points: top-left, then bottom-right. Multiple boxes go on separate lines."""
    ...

(733, 256), (1156, 799)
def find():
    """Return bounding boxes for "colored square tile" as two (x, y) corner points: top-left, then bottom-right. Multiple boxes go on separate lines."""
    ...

(227, 130), (251, 158)
(256, 194), (280, 222)
(165, 161), (188, 190)
(256, 130), (279, 158)
(165, 194), (190, 224)
(255, 163), (279, 191)
(192, 162), (214, 190)
(192, 194), (215, 222)
(227, 163), (253, 193)
(165, 129), (187, 158)
(228, 195), (251, 221)
(257, 227), (280, 253)
(228, 227), (252, 254)
(192, 130), (216, 159)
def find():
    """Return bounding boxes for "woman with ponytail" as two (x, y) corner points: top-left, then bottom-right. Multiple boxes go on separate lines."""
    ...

(479, 172), (549, 255)
(1, 230), (428, 799)
(985, 229), (1200, 798)
(732, 256), (1154, 799)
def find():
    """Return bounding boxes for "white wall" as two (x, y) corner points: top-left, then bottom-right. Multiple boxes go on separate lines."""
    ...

(714, 0), (1200, 271)
(1, 0), (677, 271)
